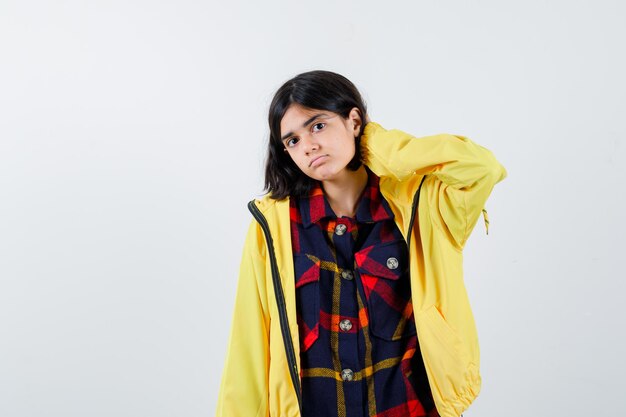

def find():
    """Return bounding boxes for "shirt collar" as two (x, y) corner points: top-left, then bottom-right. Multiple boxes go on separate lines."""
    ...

(299, 166), (394, 227)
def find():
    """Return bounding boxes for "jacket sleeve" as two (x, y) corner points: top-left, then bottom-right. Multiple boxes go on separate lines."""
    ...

(361, 121), (507, 249)
(215, 219), (270, 417)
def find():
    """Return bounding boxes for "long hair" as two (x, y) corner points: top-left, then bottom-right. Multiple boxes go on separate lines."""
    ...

(264, 70), (368, 200)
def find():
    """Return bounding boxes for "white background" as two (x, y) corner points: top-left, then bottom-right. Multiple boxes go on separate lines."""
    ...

(1, 1), (624, 416)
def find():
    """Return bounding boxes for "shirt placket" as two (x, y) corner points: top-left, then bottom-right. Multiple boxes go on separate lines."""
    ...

(330, 217), (364, 416)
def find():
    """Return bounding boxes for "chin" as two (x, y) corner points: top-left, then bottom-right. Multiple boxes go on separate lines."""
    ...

(310, 167), (345, 182)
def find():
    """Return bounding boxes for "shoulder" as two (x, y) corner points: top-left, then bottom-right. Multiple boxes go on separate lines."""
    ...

(247, 192), (294, 221)
(248, 192), (282, 214)
(243, 193), (290, 256)
(378, 173), (427, 206)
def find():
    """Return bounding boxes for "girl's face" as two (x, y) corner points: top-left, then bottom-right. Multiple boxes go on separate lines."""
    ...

(279, 103), (362, 182)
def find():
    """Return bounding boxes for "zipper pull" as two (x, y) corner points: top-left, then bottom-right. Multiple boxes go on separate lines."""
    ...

(482, 208), (489, 235)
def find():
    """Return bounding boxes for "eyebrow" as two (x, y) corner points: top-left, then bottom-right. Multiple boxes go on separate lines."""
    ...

(281, 113), (329, 141)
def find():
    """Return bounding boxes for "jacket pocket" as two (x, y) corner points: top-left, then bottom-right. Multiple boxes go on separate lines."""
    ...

(419, 305), (468, 362)
(294, 253), (321, 352)
(354, 239), (417, 341)
(416, 304), (474, 402)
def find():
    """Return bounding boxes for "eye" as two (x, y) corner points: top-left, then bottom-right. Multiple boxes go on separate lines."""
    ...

(312, 122), (325, 132)
(286, 137), (299, 148)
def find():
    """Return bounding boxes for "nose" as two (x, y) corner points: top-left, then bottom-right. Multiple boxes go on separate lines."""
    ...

(302, 134), (319, 154)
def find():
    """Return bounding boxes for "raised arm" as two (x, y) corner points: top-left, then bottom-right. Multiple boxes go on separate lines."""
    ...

(360, 121), (507, 249)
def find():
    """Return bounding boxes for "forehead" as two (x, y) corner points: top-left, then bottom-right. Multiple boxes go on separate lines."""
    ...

(280, 104), (332, 133)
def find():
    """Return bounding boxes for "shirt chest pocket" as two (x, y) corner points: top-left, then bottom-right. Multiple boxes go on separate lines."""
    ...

(354, 239), (417, 341)
(293, 253), (321, 352)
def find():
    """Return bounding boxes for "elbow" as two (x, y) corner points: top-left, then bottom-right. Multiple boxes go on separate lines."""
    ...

(480, 149), (507, 186)
(459, 152), (506, 192)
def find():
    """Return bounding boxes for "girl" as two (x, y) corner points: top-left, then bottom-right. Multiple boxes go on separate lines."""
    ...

(216, 70), (507, 417)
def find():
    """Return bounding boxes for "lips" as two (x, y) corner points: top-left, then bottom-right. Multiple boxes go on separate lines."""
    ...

(309, 154), (329, 167)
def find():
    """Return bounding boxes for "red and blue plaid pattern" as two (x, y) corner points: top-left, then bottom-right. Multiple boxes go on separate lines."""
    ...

(290, 167), (439, 417)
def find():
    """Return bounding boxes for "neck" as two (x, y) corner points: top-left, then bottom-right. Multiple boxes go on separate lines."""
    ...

(321, 165), (369, 218)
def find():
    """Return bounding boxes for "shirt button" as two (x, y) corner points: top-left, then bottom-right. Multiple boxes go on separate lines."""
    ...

(386, 257), (399, 269)
(341, 368), (354, 381)
(341, 270), (354, 280)
(334, 223), (347, 235)
(339, 319), (353, 332)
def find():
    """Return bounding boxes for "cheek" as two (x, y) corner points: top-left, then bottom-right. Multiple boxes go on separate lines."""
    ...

(340, 136), (356, 157)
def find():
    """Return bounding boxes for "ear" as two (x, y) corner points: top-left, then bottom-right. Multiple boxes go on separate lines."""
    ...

(348, 107), (363, 137)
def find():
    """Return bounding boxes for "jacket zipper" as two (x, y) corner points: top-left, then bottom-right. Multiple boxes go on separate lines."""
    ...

(406, 175), (427, 254)
(247, 200), (303, 413)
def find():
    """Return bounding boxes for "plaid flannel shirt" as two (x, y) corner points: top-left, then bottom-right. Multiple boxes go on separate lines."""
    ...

(290, 167), (440, 417)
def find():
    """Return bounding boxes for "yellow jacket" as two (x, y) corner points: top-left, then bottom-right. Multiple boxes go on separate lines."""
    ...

(216, 121), (507, 417)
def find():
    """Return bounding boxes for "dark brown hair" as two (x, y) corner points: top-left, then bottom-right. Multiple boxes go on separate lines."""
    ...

(263, 70), (368, 200)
